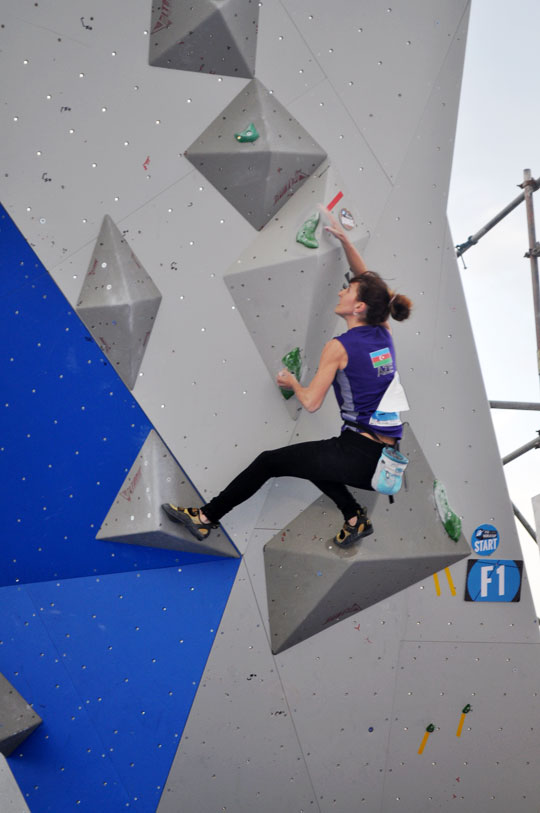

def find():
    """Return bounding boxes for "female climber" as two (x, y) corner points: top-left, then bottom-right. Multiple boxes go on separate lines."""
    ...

(162, 210), (412, 547)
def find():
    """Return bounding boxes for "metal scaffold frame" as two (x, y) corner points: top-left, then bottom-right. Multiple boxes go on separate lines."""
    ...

(456, 169), (540, 542)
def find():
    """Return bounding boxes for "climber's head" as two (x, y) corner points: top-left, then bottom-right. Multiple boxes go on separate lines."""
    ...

(336, 272), (412, 326)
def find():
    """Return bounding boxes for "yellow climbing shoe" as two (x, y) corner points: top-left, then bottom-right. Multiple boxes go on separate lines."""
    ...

(161, 505), (215, 540)
(334, 508), (373, 548)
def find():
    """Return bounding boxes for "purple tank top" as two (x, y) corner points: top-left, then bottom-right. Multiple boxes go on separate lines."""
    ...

(332, 325), (403, 439)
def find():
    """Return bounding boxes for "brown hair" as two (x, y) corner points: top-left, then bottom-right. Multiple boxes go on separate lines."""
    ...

(349, 272), (412, 325)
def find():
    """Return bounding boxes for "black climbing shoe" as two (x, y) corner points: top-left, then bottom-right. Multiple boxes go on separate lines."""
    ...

(161, 505), (216, 541)
(334, 507), (373, 548)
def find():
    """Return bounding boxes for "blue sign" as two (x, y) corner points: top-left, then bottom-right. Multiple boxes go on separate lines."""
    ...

(465, 560), (523, 602)
(471, 524), (500, 556)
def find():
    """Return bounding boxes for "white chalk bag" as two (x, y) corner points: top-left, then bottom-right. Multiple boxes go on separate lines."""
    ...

(371, 446), (409, 496)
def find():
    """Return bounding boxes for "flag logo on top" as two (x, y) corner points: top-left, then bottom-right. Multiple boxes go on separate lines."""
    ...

(370, 347), (392, 368)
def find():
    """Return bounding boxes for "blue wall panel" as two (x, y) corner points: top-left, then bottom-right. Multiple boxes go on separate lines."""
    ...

(0, 585), (132, 810)
(0, 206), (242, 809)
(0, 205), (220, 585)
(0, 562), (239, 811)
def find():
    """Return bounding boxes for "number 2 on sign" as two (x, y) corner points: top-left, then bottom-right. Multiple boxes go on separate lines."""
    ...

(480, 564), (505, 597)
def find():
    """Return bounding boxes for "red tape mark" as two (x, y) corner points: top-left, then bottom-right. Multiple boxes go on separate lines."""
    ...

(326, 191), (344, 211)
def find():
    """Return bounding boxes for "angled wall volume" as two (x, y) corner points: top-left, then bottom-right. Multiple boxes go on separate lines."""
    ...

(264, 424), (470, 653)
(0, 674), (41, 757)
(76, 215), (161, 390)
(97, 430), (240, 558)
(225, 162), (367, 417)
(185, 78), (327, 230)
(149, 0), (259, 78)
(0, 755), (30, 812)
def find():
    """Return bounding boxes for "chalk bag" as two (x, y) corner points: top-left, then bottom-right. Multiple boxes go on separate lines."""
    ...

(371, 446), (409, 496)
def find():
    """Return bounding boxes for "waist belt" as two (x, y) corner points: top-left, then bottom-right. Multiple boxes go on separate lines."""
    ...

(343, 419), (400, 450)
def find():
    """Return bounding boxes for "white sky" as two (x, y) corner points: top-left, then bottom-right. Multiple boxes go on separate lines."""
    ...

(447, 0), (540, 608)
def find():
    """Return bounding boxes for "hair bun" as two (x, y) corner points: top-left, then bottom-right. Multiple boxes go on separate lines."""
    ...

(389, 293), (412, 322)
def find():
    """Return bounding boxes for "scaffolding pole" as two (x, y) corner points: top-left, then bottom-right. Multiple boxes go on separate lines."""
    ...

(455, 173), (540, 256)
(512, 502), (537, 543)
(456, 170), (540, 546)
(522, 169), (540, 382)
(502, 435), (540, 466)
(490, 400), (540, 411)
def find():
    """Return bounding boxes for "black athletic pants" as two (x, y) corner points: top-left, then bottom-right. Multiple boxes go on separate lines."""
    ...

(202, 429), (383, 523)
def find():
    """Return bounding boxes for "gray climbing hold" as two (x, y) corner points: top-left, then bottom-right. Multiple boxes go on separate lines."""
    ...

(185, 78), (327, 230)
(76, 215), (162, 390)
(263, 424), (470, 653)
(96, 430), (240, 558)
(149, 0), (259, 78)
(0, 673), (42, 757)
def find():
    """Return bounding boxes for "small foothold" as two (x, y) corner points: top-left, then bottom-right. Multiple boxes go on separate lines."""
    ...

(296, 212), (320, 248)
(433, 480), (461, 541)
(280, 347), (302, 400)
(462, 704), (471, 714)
(368, 726), (374, 732)
(426, 723), (435, 733)
(234, 123), (260, 143)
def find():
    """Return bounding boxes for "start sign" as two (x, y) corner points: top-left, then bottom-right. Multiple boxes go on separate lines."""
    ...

(465, 560), (523, 603)
(471, 524), (499, 556)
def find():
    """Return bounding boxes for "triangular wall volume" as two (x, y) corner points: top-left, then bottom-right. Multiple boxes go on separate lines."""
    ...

(264, 424), (471, 653)
(76, 215), (161, 391)
(149, 0), (259, 78)
(97, 429), (240, 559)
(185, 78), (327, 230)
(224, 161), (367, 418)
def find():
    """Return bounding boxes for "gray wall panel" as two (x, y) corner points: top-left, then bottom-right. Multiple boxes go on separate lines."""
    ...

(402, 558), (539, 644)
(383, 641), (540, 810)
(157, 561), (320, 813)
(3, 6), (246, 273)
(273, 595), (408, 813)
(287, 80), (393, 235)
(282, 0), (469, 182)
(255, 1), (326, 100)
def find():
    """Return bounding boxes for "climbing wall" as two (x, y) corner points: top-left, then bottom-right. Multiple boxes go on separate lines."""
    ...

(2, 1), (540, 811)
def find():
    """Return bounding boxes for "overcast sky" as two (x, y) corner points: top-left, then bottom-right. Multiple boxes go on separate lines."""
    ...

(447, 0), (540, 607)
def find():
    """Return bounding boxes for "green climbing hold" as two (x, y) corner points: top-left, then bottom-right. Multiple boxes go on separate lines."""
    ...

(462, 704), (471, 714)
(433, 480), (462, 542)
(280, 347), (302, 400)
(234, 123), (260, 143)
(296, 212), (320, 249)
(426, 723), (436, 733)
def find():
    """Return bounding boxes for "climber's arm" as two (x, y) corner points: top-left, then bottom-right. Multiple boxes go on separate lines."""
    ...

(276, 339), (346, 413)
(320, 206), (368, 275)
